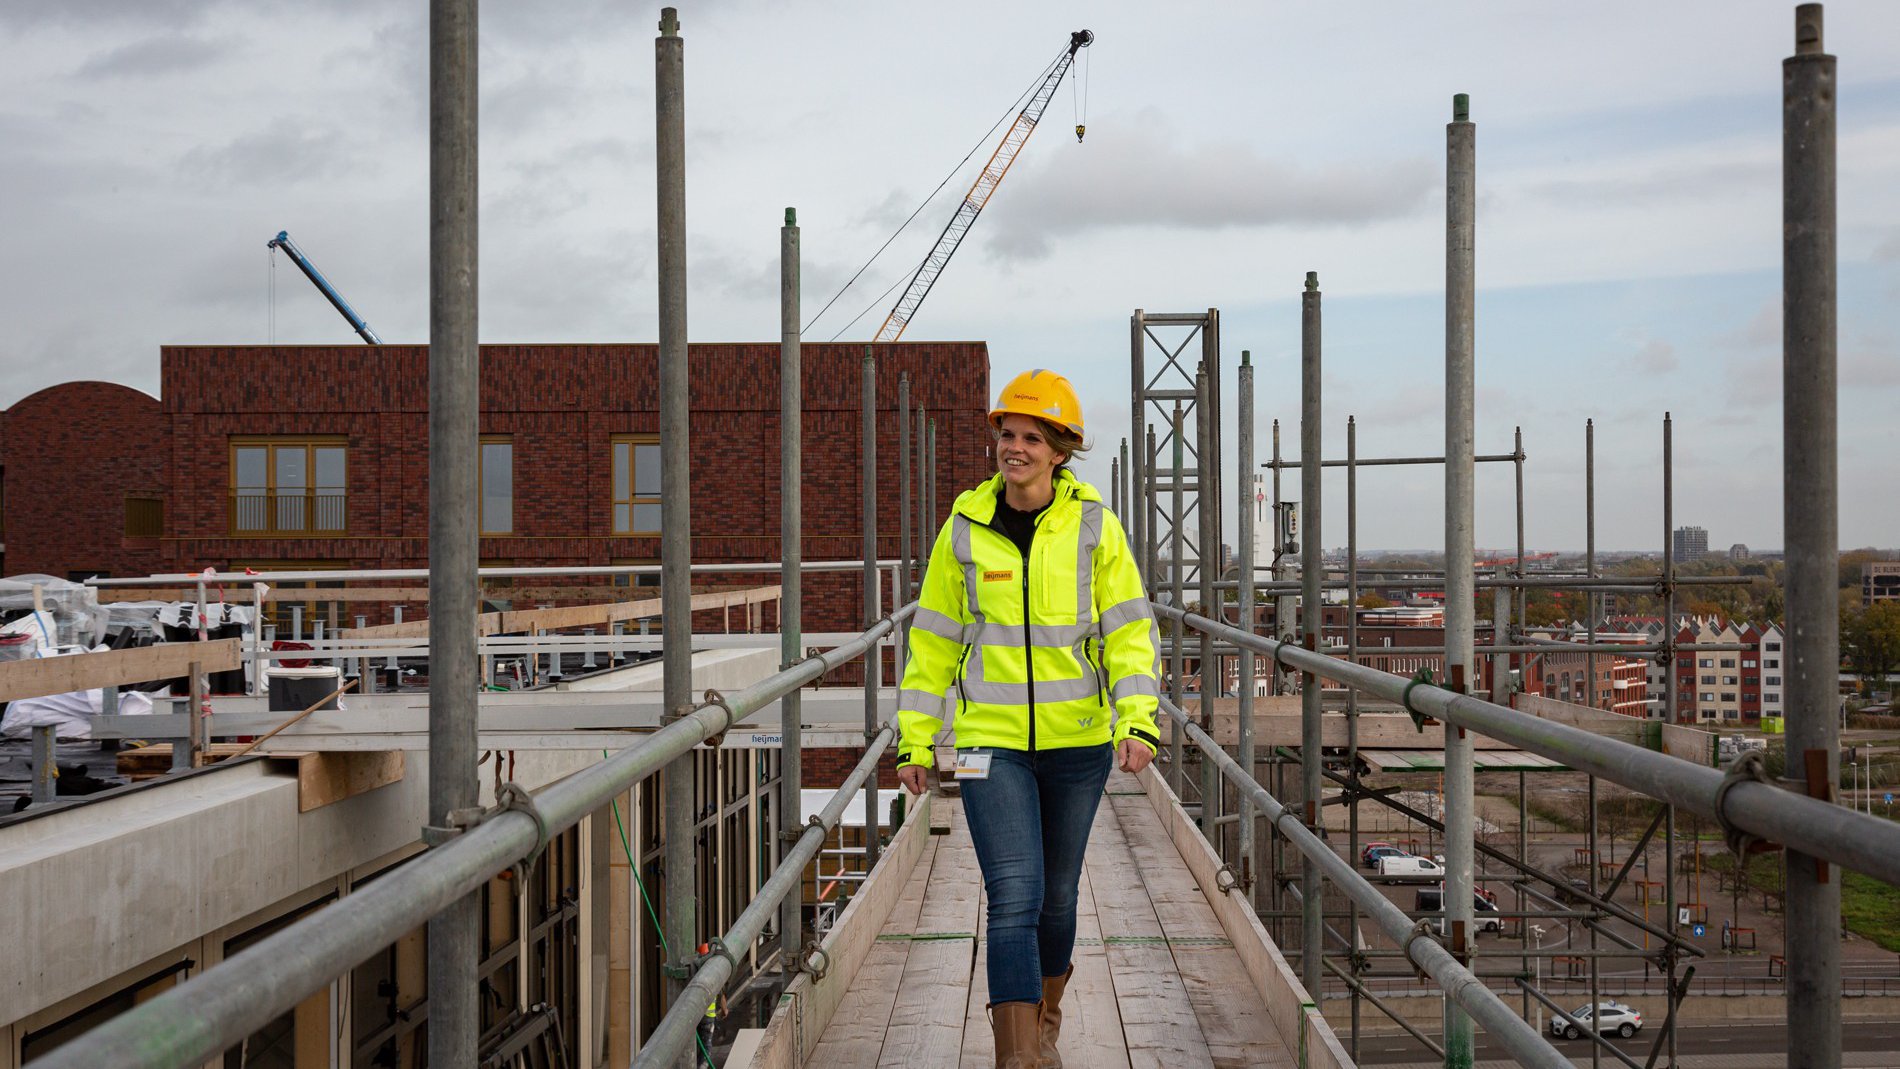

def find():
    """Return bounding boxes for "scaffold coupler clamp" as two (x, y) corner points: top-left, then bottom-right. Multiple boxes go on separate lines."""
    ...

(1215, 862), (1244, 894)
(1400, 667), (1438, 731)
(700, 936), (739, 974)
(798, 940), (831, 981)
(699, 689), (735, 749)
(495, 781), (553, 881)
(1400, 920), (1440, 981)
(1712, 748), (1781, 878)
(422, 806), (485, 847)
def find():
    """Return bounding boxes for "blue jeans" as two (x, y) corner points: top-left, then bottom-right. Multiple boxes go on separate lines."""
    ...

(958, 743), (1113, 1005)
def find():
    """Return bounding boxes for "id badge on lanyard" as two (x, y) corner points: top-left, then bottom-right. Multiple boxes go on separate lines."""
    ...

(953, 750), (993, 780)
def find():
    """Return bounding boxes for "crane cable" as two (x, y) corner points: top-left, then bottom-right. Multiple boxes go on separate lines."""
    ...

(1072, 39), (1090, 140)
(801, 45), (1069, 338)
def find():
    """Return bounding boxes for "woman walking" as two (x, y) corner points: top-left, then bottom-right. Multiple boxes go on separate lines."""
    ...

(897, 368), (1162, 1068)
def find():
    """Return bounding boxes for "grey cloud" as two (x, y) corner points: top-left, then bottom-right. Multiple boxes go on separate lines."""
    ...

(1725, 300), (1780, 350)
(1632, 338), (1677, 373)
(1875, 232), (1900, 262)
(181, 118), (361, 188)
(980, 110), (1435, 261)
(1523, 157), (1777, 207)
(73, 33), (226, 78)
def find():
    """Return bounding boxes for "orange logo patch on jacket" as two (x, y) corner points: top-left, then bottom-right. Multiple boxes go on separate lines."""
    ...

(982, 569), (1014, 583)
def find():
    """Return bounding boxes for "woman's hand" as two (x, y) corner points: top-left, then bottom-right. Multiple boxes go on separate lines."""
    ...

(1117, 739), (1155, 775)
(899, 764), (929, 795)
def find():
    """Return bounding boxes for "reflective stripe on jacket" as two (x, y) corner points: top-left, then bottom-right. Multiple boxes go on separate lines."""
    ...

(896, 469), (1162, 768)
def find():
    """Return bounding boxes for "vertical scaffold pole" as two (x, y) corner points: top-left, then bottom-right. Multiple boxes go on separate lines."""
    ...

(1784, 6), (1842, 1066)
(779, 206), (804, 966)
(1298, 272), (1324, 1000)
(1168, 403), (1186, 796)
(1131, 309), (1147, 589)
(425, 0), (480, 1062)
(1442, 91), (1478, 1069)
(655, 8), (698, 1035)
(1119, 438), (1130, 529)
(1272, 420), (1292, 697)
(1145, 425), (1160, 586)
(900, 372), (911, 608)
(1237, 352), (1258, 905)
(1346, 413), (1362, 1055)
(862, 347), (881, 869)
(916, 401), (928, 546)
(1197, 363), (1218, 835)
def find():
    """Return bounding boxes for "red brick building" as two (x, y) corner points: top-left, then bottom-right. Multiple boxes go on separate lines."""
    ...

(2, 342), (997, 785)
(6, 342), (990, 601)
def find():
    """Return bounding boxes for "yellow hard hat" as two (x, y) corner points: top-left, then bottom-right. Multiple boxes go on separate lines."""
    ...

(990, 368), (1084, 435)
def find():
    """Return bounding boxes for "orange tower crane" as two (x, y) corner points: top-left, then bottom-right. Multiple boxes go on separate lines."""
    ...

(873, 29), (1092, 343)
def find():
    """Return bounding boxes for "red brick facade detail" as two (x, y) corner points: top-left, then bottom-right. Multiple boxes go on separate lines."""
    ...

(2, 381), (167, 580)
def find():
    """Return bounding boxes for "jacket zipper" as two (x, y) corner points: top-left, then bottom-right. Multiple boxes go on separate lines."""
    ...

(1022, 555), (1036, 752)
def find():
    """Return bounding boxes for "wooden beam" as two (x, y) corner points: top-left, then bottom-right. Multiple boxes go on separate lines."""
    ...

(98, 587), (434, 604)
(339, 586), (782, 640)
(288, 751), (406, 812)
(0, 639), (239, 702)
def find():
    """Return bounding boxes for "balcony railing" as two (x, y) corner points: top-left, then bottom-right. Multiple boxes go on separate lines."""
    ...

(231, 491), (347, 535)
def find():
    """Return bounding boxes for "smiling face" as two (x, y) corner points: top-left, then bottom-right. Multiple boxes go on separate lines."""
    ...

(995, 413), (1067, 499)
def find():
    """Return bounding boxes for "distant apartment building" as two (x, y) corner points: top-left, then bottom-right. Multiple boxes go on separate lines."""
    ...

(1729, 543), (1750, 561)
(1668, 617), (1784, 724)
(1673, 526), (1709, 562)
(1864, 562), (1900, 605)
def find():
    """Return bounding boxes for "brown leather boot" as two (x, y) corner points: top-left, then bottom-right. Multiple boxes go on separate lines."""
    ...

(989, 1000), (1042, 1069)
(1037, 964), (1074, 1067)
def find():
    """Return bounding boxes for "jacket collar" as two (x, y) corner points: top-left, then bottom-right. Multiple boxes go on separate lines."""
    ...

(954, 468), (1100, 525)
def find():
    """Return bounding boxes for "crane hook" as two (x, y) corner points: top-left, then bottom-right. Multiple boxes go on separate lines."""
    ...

(1075, 124), (1086, 143)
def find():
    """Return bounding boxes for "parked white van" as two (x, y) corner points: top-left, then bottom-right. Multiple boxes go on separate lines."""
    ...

(1379, 855), (1445, 877)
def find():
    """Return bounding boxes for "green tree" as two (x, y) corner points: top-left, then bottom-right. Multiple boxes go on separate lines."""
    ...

(1843, 602), (1900, 687)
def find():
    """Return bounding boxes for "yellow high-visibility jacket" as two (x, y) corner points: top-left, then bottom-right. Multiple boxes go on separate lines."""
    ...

(897, 469), (1162, 768)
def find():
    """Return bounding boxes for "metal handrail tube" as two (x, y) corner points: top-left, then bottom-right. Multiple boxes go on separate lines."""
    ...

(86, 559), (903, 586)
(632, 724), (896, 1068)
(32, 607), (913, 1069)
(1156, 695), (1571, 1069)
(1153, 602), (1900, 889)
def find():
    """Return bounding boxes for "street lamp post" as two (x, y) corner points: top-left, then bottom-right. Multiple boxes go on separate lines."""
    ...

(1529, 924), (1546, 1034)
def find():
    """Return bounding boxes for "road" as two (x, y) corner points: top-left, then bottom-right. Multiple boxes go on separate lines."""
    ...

(1352, 1019), (1900, 1065)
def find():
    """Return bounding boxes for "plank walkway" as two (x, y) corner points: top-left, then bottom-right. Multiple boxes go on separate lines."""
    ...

(805, 772), (1303, 1069)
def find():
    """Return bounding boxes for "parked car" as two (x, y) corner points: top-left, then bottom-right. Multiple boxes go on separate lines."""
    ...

(1414, 887), (1503, 933)
(1359, 840), (1394, 865)
(1378, 855), (1444, 878)
(1362, 845), (1408, 870)
(1551, 1002), (1643, 1040)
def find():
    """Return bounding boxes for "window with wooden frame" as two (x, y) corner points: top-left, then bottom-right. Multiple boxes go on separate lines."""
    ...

(610, 435), (661, 535)
(231, 439), (347, 536)
(481, 436), (513, 536)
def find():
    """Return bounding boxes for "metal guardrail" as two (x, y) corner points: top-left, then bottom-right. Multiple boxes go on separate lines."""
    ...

(631, 724), (897, 1068)
(30, 605), (914, 1069)
(1156, 694), (1573, 1069)
(1152, 603), (1900, 890)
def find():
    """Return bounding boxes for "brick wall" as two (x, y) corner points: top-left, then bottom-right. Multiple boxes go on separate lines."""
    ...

(2, 381), (166, 580)
(3, 342), (993, 628)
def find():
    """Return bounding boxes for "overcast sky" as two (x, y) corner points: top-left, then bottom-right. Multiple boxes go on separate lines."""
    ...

(3, 1), (1897, 553)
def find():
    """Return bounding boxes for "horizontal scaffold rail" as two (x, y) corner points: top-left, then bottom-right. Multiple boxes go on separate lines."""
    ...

(30, 606), (916, 1069)
(1156, 694), (1571, 1069)
(1152, 602), (1900, 892)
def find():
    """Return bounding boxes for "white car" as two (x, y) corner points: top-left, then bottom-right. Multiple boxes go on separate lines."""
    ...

(1378, 855), (1445, 877)
(1550, 1002), (1643, 1040)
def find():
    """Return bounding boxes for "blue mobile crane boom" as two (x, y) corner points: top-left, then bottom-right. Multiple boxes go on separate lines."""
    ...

(266, 230), (383, 344)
